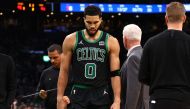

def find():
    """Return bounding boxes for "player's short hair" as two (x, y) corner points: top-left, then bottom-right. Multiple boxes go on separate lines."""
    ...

(84, 5), (102, 17)
(123, 24), (142, 40)
(47, 44), (62, 54)
(166, 2), (186, 23)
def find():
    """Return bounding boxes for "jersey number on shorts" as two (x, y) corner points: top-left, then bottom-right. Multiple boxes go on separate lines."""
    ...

(85, 63), (96, 79)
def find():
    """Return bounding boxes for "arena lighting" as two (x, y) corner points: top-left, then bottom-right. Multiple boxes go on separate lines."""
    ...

(46, 14), (50, 17)
(39, 4), (46, 11)
(17, 2), (25, 11)
(40, 6), (46, 11)
(60, 3), (190, 13)
(12, 10), (15, 13)
(43, 55), (50, 62)
(17, 5), (23, 10)
(16, 2), (49, 12)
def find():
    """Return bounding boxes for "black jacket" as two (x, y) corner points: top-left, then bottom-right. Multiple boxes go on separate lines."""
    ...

(37, 66), (59, 109)
(0, 53), (16, 109)
(139, 30), (190, 102)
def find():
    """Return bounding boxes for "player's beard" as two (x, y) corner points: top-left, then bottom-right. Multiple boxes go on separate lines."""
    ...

(86, 27), (99, 37)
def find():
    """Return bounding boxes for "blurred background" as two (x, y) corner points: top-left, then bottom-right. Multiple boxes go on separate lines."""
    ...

(1, 0), (190, 108)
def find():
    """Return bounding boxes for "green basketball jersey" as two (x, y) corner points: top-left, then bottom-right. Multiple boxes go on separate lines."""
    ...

(71, 30), (110, 87)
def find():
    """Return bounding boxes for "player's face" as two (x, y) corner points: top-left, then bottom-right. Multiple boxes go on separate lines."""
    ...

(84, 15), (102, 37)
(48, 50), (61, 68)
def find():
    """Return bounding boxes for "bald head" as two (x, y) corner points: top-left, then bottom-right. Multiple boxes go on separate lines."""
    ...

(123, 24), (142, 41)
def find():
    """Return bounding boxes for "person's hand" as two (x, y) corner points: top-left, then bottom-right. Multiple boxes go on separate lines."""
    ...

(57, 96), (69, 109)
(62, 96), (70, 104)
(39, 89), (47, 99)
(110, 101), (120, 109)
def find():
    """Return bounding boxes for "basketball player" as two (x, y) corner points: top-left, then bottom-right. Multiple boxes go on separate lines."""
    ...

(57, 5), (121, 109)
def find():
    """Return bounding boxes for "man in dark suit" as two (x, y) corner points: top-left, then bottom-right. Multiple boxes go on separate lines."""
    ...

(37, 44), (72, 109)
(0, 53), (16, 109)
(121, 24), (149, 109)
(37, 44), (62, 109)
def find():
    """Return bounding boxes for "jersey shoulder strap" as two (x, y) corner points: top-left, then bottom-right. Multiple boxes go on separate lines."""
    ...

(73, 30), (82, 51)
